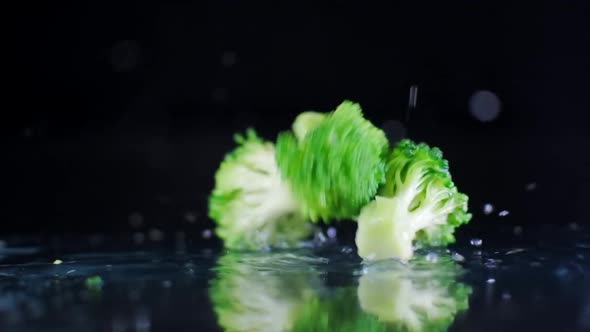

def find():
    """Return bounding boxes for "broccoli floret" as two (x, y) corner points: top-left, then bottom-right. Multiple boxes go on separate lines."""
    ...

(357, 255), (471, 332)
(356, 139), (472, 261)
(209, 252), (319, 332)
(276, 101), (389, 222)
(208, 129), (312, 250)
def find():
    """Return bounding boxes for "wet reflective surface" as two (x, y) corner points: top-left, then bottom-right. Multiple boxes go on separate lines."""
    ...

(0, 225), (589, 332)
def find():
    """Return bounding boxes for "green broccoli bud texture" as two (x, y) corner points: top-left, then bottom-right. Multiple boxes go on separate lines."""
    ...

(208, 129), (312, 250)
(276, 101), (389, 222)
(356, 139), (472, 261)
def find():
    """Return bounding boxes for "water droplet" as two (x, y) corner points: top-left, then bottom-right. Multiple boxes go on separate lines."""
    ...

(452, 252), (465, 262)
(470, 238), (483, 247)
(128, 212), (144, 228)
(554, 266), (569, 278)
(513, 226), (523, 236)
(148, 229), (164, 242)
(66, 270), (76, 274)
(525, 182), (537, 191)
(498, 210), (510, 217)
(502, 292), (512, 301)
(314, 231), (327, 244)
(53, 259), (63, 265)
(469, 90), (502, 122)
(473, 250), (483, 256)
(341, 246), (353, 254)
(425, 252), (438, 263)
(201, 229), (212, 239)
(506, 248), (526, 255)
(162, 280), (172, 288)
(326, 227), (337, 238)
(483, 203), (494, 215)
(485, 259), (500, 269)
(184, 212), (197, 223)
(486, 278), (496, 284)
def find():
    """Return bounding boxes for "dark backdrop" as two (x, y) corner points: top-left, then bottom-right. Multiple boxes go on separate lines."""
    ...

(6, 1), (590, 236)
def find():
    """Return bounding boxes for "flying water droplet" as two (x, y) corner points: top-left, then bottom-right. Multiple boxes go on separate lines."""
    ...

(525, 182), (537, 191)
(326, 227), (337, 239)
(485, 259), (501, 269)
(341, 246), (353, 254)
(470, 238), (483, 247)
(486, 278), (496, 284)
(469, 90), (502, 122)
(202, 229), (212, 239)
(502, 292), (512, 301)
(554, 266), (569, 279)
(505, 248), (526, 255)
(498, 210), (510, 217)
(314, 231), (327, 245)
(483, 203), (494, 215)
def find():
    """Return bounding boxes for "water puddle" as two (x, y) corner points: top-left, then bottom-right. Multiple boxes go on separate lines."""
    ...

(0, 225), (588, 331)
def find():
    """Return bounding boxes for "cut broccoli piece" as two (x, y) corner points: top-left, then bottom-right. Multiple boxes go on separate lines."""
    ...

(209, 252), (320, 332)
(357, 255), (471, 332)
(208, 129), (312, 250)
(276, 101), (389, 222)
(356, 139), (472, 261)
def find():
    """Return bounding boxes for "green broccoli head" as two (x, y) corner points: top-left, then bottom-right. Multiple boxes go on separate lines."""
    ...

(208, 129), (312, 250)
(209, 252), (320, 332)
(357, 256), (471, 332)
(356, 139), (472, 261)
(276, 101), (389, 222)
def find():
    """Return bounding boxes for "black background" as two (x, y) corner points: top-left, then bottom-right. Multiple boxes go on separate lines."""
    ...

(6, 1), (590, 236)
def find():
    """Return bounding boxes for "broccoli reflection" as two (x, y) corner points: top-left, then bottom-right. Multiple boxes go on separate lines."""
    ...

(209, 251), (471, 332)
(208, 251), (322, 332)
(358, 255), (471, 332)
